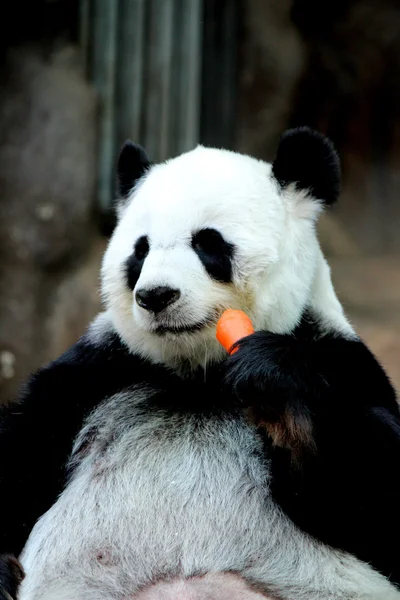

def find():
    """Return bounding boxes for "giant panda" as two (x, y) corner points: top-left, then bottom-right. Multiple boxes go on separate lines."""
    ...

(1, 127), (400, 600)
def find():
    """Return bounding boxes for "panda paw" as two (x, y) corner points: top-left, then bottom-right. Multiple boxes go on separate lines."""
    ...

(224, 330), (310, 405)
(0, 555), (24, 600)
(224, 330), (317, 453)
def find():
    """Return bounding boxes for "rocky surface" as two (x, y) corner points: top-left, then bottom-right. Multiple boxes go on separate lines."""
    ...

(0, 44), (99, 404)
(330, 256), (400, 393)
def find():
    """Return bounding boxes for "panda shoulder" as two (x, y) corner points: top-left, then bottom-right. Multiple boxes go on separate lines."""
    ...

(15, 313), (145, 415)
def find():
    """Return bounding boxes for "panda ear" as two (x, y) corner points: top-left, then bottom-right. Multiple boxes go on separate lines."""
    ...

(116, 141), (152, 199)
(271, 127), (341, 206)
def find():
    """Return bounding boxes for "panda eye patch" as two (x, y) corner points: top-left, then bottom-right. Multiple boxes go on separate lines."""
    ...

(192, 228), (226, 254)
(191, 228), (234, 283)
(125, 235), (149, 291)
(134, 236), (150, 261)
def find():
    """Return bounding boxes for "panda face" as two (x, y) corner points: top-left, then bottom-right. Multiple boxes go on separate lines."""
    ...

(101, 130), (344, 369)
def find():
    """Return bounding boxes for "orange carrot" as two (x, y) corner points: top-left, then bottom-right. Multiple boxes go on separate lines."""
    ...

(216, 309), (255, 355)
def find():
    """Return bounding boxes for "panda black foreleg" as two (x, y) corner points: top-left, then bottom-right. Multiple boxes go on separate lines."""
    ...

(224, 329), (320, 455)
(0, 357), (91, 600)
(224, 327), (400, 587)
(0, 334), (138, 599)
(0, 556), (24, 600)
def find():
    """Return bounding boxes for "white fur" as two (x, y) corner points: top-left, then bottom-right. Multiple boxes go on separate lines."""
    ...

(101, 145), (354, 371)
(20, 388), (399, 600)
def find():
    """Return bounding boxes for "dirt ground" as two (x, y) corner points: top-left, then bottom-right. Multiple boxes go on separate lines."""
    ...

(330, 256), (400, 394)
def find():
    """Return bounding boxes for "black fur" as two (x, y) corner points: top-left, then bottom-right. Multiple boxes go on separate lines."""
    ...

(1, 313), (400, 594)
(117, 141), (151, 199)
(272, 127), (341, 205)
(125, 235), (150, 291)
(192, 228), (234, 283)
(224, 312), (400, 586)
(0, 555), (24, 600)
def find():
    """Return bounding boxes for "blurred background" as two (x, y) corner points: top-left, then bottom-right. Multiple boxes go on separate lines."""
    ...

(0, 0), (399, 404)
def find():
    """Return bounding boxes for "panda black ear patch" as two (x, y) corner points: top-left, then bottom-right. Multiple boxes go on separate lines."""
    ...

(272, 127), (341, 205)
(117, 141), (151, 199)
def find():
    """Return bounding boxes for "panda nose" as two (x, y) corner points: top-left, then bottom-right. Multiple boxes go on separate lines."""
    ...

(135, 286), (181, 313)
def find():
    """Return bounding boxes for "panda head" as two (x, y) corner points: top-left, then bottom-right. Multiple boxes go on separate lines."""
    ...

(101, 127), (352, 370)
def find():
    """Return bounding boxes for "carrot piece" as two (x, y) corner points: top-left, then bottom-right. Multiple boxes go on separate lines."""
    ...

(216, 309), (255, 355)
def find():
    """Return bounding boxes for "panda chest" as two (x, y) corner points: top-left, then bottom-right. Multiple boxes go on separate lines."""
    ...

(22, 393), (274, 583)
(69, 399), (271, 536)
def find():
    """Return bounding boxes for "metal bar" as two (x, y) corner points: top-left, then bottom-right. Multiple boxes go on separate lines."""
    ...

(200, 0), (220, 147)
(171, 0), (202, 156)
(220, 0), (239, 150)
(142, 0), (175, 161)
(168, 0), (182, 158)
(115, 0), (146, 152)
(200, 0), (238, 150)
(79, 0), (91, 78)
(90, 0), (119, 213)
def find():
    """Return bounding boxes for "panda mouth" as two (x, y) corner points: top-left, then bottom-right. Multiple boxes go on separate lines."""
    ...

(153, 316), (215, 335)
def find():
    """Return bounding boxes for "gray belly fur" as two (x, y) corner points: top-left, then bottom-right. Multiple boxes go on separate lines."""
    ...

(19, 387), (400, 600)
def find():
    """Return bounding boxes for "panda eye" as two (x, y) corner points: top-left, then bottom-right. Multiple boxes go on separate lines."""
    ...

(191, 228), (228, 255)
(134, 236), (149, 261)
